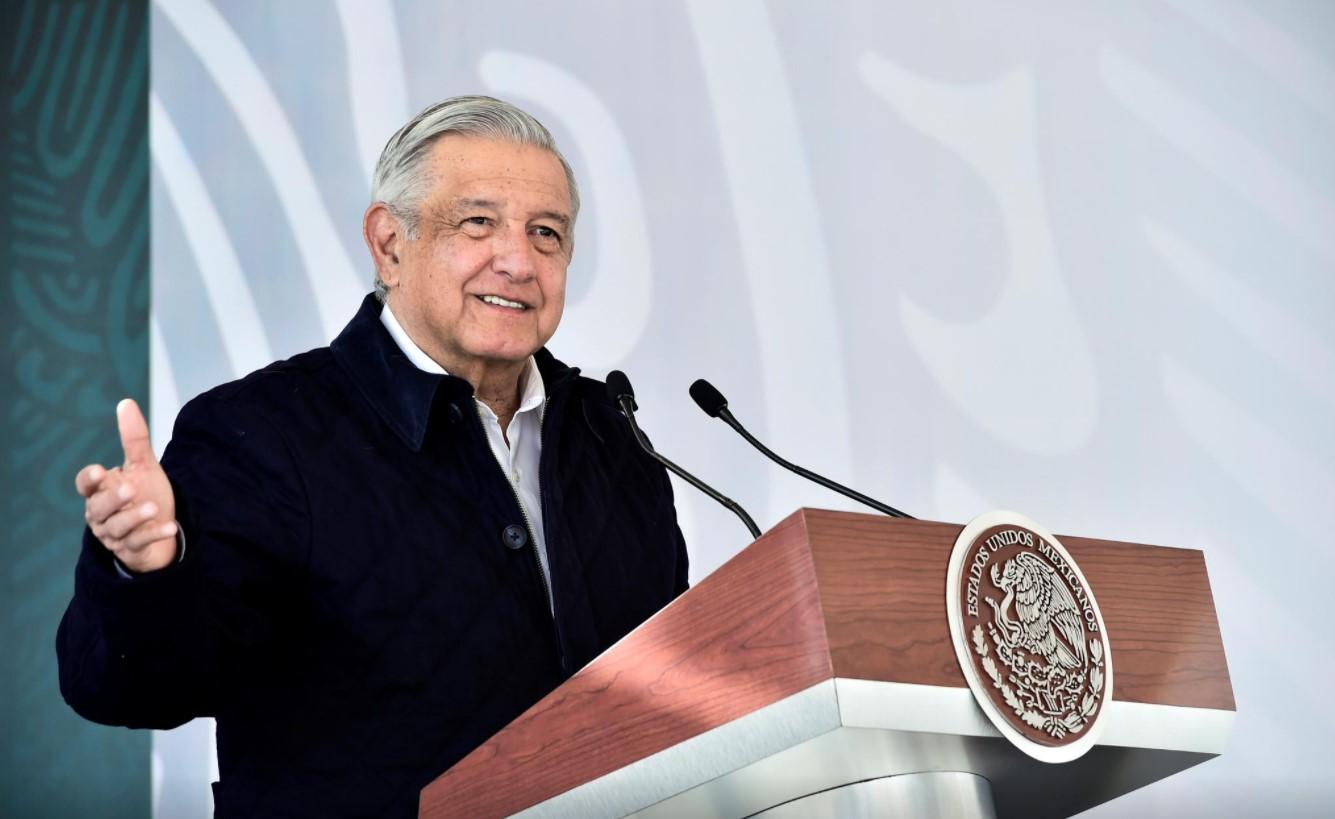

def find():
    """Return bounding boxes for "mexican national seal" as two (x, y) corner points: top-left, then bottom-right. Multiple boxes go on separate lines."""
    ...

(946, 511), (1113, 763)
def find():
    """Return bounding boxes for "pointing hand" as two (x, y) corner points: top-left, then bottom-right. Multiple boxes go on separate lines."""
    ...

(75, 399), (179, 573)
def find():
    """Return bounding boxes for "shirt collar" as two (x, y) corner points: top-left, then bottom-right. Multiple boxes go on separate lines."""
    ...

(379, 303), (447, 375)
(512, 358), (547, 418)
(331, 294), (571, 452)
(380, 304), (546, 420)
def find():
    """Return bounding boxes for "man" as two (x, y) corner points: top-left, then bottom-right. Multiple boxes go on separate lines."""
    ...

(57, 96), (689, 817)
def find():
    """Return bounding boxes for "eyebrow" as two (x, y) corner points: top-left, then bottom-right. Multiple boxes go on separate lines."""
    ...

(532, 210), (572, 230)
(450, 198), (571, 229)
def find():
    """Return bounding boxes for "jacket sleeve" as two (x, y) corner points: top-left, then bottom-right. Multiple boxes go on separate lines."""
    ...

(56, 392), (310, 729)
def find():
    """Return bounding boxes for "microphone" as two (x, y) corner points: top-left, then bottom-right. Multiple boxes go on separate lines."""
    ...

(606, 371), (762, 539)
(689, 379), (913, 519)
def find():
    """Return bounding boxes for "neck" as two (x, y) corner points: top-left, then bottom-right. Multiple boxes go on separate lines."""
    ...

(466, 361), (527, 425)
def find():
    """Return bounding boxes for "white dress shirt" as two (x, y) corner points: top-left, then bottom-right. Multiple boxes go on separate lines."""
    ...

(380, 306), (552, 599)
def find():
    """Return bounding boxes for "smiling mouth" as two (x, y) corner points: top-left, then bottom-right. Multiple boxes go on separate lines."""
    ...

(476, 294), (530, 310)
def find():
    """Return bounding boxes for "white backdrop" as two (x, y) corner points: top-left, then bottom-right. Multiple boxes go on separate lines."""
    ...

(149, 1), (1335, 816)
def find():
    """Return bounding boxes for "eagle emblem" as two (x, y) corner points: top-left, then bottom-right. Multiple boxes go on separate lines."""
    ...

(946, 511), (1113, 763)
(989, 553), (1087, 670)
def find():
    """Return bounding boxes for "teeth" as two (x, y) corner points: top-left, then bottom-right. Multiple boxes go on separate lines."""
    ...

(480, 295), (526, 309)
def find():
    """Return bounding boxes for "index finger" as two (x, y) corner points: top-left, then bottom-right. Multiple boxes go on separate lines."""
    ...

(75, 464), (107, 498)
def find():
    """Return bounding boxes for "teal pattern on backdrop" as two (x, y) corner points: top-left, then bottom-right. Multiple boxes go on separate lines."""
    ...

(2, 1), (150, 816)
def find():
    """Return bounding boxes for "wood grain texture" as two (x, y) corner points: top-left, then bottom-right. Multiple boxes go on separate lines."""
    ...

(420, 510), (833, 818)
(804, 510), (1234, 710)
(420, 509), (1234, 817)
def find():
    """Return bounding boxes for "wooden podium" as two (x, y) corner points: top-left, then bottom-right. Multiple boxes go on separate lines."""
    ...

(419, 509), (1233, 818)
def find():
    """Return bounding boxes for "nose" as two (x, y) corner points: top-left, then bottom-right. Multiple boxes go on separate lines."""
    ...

(490, 223), (537, 282)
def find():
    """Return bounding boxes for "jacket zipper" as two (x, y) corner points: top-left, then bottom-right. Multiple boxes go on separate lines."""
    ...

(476, 399), (554, 617)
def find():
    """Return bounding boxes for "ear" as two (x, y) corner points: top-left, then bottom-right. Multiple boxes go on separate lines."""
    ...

(363, 203), (405, 287)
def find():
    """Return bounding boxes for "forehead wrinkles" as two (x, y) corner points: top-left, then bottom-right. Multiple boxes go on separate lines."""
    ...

(424, 170), (568, 212)
(438, 168), (571, 211)
(448, 169), (567, 199)
(428, 141), (569, 197)
(418, 140), (574, 234)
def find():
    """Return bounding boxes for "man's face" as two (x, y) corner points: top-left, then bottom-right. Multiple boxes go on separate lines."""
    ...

(387, 135), (573, 372)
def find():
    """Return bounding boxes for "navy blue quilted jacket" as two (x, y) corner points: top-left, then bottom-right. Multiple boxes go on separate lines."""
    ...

(56, 294), (689, 817)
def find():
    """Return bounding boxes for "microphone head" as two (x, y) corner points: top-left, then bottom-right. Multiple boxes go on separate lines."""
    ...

(606, 370), (638, 411)
(689, 379), (728, 418)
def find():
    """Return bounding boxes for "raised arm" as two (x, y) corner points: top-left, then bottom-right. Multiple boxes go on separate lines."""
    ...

(57, 392), (309, 728)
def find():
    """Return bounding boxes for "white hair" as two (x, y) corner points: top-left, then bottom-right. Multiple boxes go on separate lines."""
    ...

(369, 95), (580, 301)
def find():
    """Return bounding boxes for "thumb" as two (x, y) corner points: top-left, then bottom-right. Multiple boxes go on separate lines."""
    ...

(116, 398), (158, 468)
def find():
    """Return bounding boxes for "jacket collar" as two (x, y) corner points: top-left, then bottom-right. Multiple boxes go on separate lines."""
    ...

(331, 294), (579, 451)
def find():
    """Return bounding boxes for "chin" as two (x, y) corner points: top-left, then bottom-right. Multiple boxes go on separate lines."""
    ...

(471, 343), (538, 364)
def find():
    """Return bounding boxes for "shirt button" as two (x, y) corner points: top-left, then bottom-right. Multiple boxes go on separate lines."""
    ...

(502, 524), (527, 550)
(513, 467), (522, 482)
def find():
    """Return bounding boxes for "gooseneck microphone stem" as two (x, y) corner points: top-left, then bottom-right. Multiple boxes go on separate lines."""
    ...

(608, 373), (762, 540)
(717, 407), (912, 519)
(616, 396), (762, 539)
(689, 378), (913, 520)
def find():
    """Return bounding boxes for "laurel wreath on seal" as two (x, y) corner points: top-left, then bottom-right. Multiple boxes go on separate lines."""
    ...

(972, 624), (1104, 739)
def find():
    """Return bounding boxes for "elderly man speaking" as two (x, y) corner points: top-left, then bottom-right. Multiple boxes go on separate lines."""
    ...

(57, 96), (689, 817)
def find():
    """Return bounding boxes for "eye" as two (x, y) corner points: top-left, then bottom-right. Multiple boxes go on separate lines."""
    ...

(530, 225), (563, 244)
(457, 216), (493, 237)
